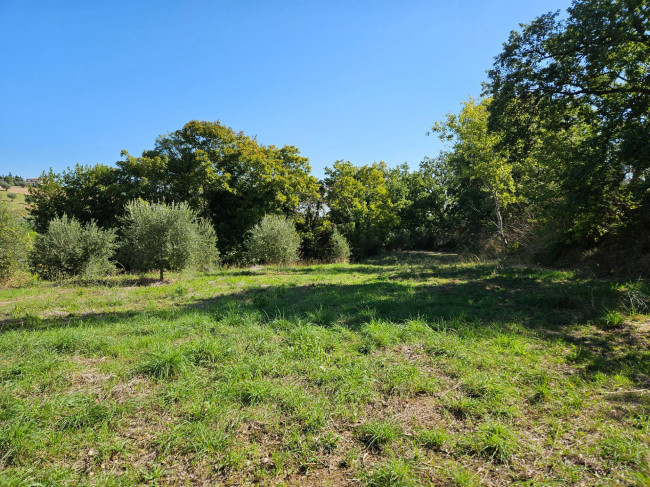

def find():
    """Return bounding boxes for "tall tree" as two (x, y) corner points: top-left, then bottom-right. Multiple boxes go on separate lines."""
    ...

(324, 161), (397, 254)
(432, 98), (515, 248)
(487, 0), (650, 245)
(29, 165), (122, 232)
(142, 121), (320, 255)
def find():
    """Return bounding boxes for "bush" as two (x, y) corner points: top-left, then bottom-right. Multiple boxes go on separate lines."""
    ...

(192, 217), (221, 272)
(329, 228), (351, 262)
(247, 214), (300, 267)
(6, 193), (17, 201)
(300, 225), (351, 263)
(120, 200), (219, 280)
(30, 215), (117, 279)
(0, 204), (31, 282)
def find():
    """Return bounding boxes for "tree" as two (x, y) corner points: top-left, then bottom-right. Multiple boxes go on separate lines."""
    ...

(431, 98), (515, 248)
(486, 0), (650, 246)
(385, 162), (449, 249)
(30, 215), (117, 280)
(246, 214), (300, 268)
(6, 193), (17, 201)
(29, 165), (122, 232)
(140, 121), (320, 256)
(120, 200), (218, 280)
(324, 161), (397, 255)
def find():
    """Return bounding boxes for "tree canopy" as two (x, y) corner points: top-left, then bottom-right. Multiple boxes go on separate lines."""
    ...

(24, 0), (650, 275)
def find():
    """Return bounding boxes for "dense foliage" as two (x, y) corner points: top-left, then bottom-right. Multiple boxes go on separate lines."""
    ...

(29, 121), (319, 259)
(0, 203), (31, 281)
(484, 0), (650, 265)
(24, 0), (650, 274)
(30, 216), (117, 279)
(0, 173), (26, 189)
(246, 214), (300, 267)
(120, 200), (219, 280)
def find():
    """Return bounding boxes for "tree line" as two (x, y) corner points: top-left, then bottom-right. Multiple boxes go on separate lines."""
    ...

(3, 0), (648, 280)
(0, 174), (28, 190)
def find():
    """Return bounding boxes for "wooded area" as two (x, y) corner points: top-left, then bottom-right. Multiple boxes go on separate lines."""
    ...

(20, 0), (648, 277)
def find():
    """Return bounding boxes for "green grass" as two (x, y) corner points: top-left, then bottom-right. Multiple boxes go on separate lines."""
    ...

(0, 188), (29, 218)
(415, 427), (449, 450)
(356, 420), (401, 451)
(0, 252), (648, 485)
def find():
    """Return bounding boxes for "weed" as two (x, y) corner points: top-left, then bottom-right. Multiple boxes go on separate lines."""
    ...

(415, 427), (449, 450)
(317, 432), (339, 453)
(474, 422), (518, 463)
(365, 458), (416, 487)
(444, 395), (483, 419)
(356, 420), (401, 451)
(57, 396), (115, 430)
(138, 347), (189, 379)
(600, 431), (647, 465)
(440, 463), (480, 487)
(599, 309), (625, 328)
(622, 281), (649, 314)
(340, 447), (361, 469)
(233, 379), (273, 405)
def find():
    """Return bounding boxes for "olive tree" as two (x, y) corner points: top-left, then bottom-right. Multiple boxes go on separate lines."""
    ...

(246, 214), (300, 268)
(30, 215), (117, 279)
(120, 200), (218, 280)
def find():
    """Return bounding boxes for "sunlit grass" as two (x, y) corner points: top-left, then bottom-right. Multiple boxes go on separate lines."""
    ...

(0, 252), (648, 485)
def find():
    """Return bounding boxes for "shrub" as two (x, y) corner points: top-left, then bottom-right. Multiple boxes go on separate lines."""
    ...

(6, 193), (17, 201)
(300, 225), (351, 263)
(120, 200), (219, 280)
(247, 214), (300, 267)
(30, 215), (116, 279)
(329, 228), (351, 262)
(192, 218), (221, 272)
(0, 204), (31, 282)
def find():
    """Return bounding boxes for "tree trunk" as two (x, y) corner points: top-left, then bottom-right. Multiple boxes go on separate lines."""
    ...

(493, 190), (508, 249)
(159, 268), (164, 281)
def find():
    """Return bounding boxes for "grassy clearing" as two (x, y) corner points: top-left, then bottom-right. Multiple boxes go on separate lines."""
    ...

(0, 252), (648, 485)
(0, 187), (30, 218)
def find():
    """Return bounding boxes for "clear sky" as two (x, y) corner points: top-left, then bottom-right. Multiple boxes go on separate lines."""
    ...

(0, 0), (571, 179)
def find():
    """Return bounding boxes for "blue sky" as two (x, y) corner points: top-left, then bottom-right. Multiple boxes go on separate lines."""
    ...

(0, 0), (570, 179)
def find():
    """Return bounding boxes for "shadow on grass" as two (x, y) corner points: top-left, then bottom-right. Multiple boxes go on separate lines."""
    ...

(66, 276), (163, 288)
(1, 256), (648, 387)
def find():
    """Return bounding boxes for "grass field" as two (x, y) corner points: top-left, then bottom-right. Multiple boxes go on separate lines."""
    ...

(0, 187), (30, 218)
(0, 253), (648, 486)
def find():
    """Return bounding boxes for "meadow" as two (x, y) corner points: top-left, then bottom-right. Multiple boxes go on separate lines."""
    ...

(0, 252), (648, 486)
(0, 187), (30, 218)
